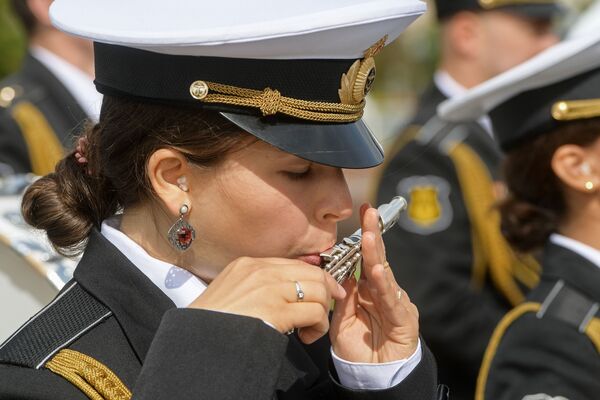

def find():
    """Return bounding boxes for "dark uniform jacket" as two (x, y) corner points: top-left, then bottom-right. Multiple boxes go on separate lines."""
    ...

(376, 83), (509, 399)
(0, 52), (87, 174)
(0, 230), (440, 399)
(480, 242), (600, 400)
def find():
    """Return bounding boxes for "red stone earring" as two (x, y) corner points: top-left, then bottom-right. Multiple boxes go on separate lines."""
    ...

(167, 204), (196, 251)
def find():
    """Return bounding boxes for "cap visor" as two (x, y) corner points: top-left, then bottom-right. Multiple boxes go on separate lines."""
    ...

(501, 4), (563, 19)
(220, 113), (383, 169)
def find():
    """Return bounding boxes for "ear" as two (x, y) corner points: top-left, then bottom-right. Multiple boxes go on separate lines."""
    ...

(147, 149), (193, 217)
(447, 11), (481, 59)
(26, 0), (54, 29)
(551, 144), (599, 194)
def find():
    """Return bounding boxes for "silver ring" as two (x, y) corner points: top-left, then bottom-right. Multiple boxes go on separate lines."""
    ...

(295, 281), (305, 302)
(285, 328), (295, 335)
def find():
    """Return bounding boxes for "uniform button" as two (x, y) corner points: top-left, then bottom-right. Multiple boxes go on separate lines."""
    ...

(189, 80), (209, 100)
(0, 86), (16, 108)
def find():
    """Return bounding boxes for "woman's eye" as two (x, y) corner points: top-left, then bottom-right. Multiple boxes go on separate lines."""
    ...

(283, 168), (311, 180)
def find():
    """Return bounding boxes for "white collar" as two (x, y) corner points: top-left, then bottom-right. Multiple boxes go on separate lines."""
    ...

(29, 46), (102, 122)
(434, 70), (494, 137)
(550, 233), (600, 270)
(100, 216), (207, 307)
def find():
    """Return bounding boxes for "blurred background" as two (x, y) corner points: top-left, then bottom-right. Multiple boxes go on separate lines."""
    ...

(0, 0), (595, 234)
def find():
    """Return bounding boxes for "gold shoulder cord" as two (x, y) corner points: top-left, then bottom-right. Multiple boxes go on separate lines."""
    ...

(586, 318), (600, 354)
(476, 306), (600, 400)
(45, 349), (131, 400)
(475, 302), (541, 400)
(10, 101), (64, 176)
(448, 142), (540, 306)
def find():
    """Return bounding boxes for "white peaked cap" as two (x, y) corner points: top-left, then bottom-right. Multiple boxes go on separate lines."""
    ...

(437, 31), (600, 123)
(50, 0), (426, 59)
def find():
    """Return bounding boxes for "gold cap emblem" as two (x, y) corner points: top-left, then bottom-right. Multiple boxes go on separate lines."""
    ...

(339, 36), (387, 105)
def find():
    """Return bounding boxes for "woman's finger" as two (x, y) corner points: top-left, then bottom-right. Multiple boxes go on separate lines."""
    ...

(362, 208), (385, 263)
(330, 276), (359, 336)
(278, 281), (332, 312)
(361, 231), (384, 283)
(288, 303), (330, 344)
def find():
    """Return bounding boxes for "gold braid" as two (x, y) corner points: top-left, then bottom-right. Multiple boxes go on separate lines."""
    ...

(199, 82), (364, 123)
(448, 142), (540, 306)
(45, 349), (131, 400)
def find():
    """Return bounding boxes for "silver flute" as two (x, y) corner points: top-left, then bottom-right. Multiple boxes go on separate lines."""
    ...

(320, 196), (407, 284)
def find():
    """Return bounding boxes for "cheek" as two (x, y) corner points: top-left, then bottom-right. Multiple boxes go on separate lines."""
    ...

(211, 172), (311, 258)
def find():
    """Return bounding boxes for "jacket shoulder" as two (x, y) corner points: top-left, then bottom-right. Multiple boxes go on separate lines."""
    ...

(0, 281), (112, 369)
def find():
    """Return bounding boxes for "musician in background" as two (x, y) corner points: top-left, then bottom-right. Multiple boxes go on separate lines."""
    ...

(0, 0), (100, 176)
(439, 30), (600, 400)
(376, 0), (560, 398)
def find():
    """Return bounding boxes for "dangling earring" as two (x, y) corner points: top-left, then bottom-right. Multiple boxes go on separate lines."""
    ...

(167, 204), (196, 251)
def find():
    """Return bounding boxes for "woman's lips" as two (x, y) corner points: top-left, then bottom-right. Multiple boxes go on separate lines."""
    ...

(297, 254), (323, 266)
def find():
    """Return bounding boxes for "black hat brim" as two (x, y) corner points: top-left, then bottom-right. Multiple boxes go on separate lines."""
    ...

(220, 113), (384, 169)
(500, 4), (563, 19)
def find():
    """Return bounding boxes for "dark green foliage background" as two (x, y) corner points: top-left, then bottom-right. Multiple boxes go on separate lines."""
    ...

(0, 0), (26, 79)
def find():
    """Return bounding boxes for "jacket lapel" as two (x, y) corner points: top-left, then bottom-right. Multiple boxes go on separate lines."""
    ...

(74, 230), (175, 362)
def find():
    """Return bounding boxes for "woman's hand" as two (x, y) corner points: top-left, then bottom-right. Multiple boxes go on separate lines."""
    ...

(329, 204), (420, 363)
(188, 257), (346, 344)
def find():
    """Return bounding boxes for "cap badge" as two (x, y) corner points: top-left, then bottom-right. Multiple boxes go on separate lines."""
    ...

(339, 36), (387, 105)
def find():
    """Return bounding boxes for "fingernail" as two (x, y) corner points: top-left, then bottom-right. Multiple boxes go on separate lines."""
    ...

(337, 284), (347, 297)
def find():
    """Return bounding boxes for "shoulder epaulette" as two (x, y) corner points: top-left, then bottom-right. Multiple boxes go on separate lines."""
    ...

(537, 280), (599, 335)
(0, 281), (112, 369)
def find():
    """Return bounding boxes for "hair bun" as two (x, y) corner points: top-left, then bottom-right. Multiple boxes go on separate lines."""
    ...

(498, 195), (557, 253)
(21, 157), (98, 256)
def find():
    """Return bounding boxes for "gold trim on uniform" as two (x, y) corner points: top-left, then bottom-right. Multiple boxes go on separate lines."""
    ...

(478, 0), (555, 10)
(551, 99), (600, 121)
(188, 37), (389, 123)
(46, 349), (132, 400)
(10, 101), (64, 175)
(191, 81), (364, 122)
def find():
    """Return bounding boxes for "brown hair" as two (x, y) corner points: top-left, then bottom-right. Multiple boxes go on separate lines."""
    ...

(21, 95), (248, 256)
(499, 118), (600, 253)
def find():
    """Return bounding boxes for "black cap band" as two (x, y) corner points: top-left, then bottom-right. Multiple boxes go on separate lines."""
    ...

(93, 43), (355, 108)
(434, 0), (560, 20)
(490, 67), (600, 152)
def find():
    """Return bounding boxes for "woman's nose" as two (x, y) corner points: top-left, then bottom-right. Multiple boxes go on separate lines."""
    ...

(317, 168), (353, 223)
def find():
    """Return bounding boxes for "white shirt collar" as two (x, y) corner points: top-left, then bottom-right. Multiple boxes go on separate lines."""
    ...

(434, 70), (494, 137)
(550, 233), (600, 270)
(29, 46), (102, 122)
(100, 216), (207, 307)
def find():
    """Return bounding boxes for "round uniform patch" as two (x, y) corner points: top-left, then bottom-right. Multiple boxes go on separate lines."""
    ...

(395, 175), (452, 235)
(521, 394), (570, 400)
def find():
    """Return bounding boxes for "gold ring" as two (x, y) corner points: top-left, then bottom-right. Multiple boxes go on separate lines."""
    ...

(383, 261), (391, 270)
(397, 288), (403, 300)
